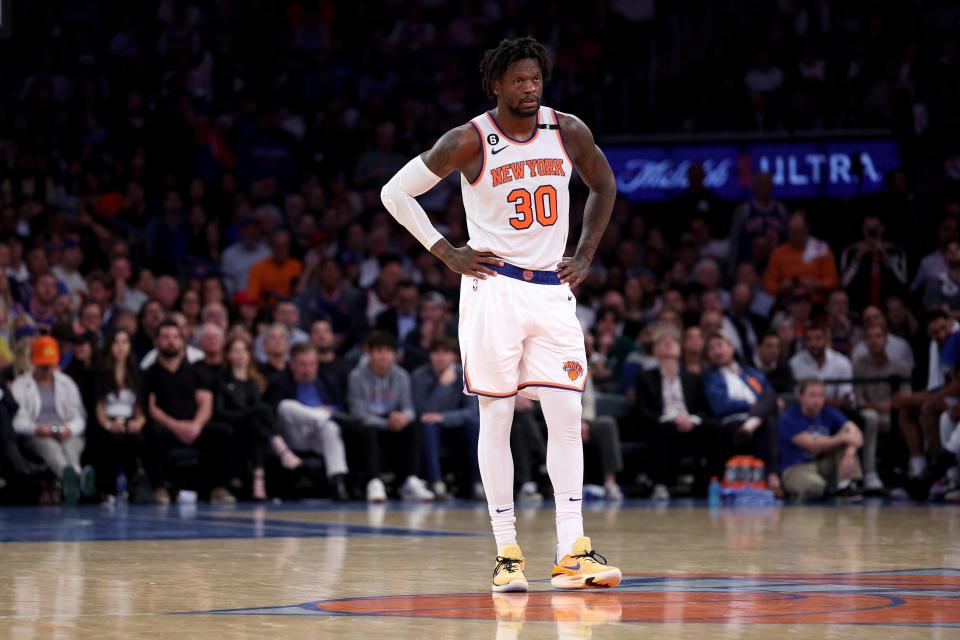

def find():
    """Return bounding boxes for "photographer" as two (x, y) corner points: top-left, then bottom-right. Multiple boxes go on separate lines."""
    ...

(840, 215), (908, 312)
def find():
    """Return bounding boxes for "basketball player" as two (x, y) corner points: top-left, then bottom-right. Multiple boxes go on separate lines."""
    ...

(381, 37), (621, 592)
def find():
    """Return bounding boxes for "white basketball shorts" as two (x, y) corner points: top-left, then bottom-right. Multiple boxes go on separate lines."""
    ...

(458, 271), (588, 399)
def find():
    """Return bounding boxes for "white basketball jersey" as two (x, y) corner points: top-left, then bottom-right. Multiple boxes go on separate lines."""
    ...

(460, 106), (573, 271)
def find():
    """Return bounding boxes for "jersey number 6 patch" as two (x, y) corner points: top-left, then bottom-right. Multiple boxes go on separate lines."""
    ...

(507, 185), (558, 230)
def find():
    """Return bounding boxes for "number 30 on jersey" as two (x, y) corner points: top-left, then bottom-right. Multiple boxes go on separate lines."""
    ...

(507, 185), (558, 230)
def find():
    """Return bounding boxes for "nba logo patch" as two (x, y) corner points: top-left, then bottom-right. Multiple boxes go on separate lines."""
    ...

(562, 360), (584, 381)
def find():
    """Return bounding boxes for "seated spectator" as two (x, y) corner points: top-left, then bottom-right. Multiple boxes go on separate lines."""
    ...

(854, 323), (912, 494)
(195, 323), (226, 381)
(753, 332), (795, 394)
(374, 279), (420, 347)
(681, 325), (706, 374)
(581, 374), (624, 500)
(257, 323), (291, 384)
(200, 302), (229, 332)
(923, 242), (960, 320)
(144, 320), (236, 504)
(311, 319), (353, 396)
(892, 310), (959, 481)
(840, 215), (908, 312)
(634, 326), (711, 500)
(400, 291), (456, 372)
(89, 329), (153, 502)
(296, 256), (366, 349)
(851, 306), (915, 369)
(911, 216), (956, 293)
(0, 381), (37, 485)
(263, 342), (349, 500)
(253, 300), (308, 363)
(734, 262), (775, 319)
(221, 215), (270, 296)
(411, 337), (481, 500)
(789, 324), (855, 410)
(825, 289), (859, 357)
(140, 312), (204, 369)
(246, 229), (303, 306)
(727, 172), (788, 272)
(218, 337), (307, 501)
(64, 331), (98, 420)
(779, 379), (865, 501)
(764, 210), (839, 304)
(588, 306), (635, 392)
(347, 331), (433, 501)
(885, 295), (920, 348)
(22, 273), (58, 329)
(703, 330), (782, 495)
(133, 301), (165, 360)
(11, 336), (93, 505)
(725, 282), (765, 363)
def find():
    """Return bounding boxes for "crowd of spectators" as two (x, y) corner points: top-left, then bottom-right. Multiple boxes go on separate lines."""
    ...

(1, 2), (960, 504)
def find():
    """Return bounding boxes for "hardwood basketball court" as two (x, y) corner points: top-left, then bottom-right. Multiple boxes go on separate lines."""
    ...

(1, 501), (958, 638)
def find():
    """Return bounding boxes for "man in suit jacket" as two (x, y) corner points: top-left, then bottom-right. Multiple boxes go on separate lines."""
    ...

(634, 326), (711, 500)
(703, 329), (782, 496)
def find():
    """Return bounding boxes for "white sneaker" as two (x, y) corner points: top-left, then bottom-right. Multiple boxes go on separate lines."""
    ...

(517, 481), (543, 503)
(651, 484), (670, 501)
(604, 482), (623, 500)
(909, 455), (927, 478)
(472, 482), (486, 501)
(399, 476), (434, 502)
(863, 471), (885, 493)
(366, 477), (387, 503)
(431, 480), (448, 500)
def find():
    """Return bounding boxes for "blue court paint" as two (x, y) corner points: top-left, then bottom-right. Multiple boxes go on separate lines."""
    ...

(0, 503), (480, 543)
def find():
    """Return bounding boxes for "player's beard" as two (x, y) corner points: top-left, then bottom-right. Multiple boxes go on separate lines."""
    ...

(507, 97), (539, 118)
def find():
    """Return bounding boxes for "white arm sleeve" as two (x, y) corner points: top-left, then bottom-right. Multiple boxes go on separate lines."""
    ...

(380, 156), (444, 251)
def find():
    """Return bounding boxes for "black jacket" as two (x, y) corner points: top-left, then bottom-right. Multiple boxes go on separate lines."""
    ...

(634, 368), (709, 429)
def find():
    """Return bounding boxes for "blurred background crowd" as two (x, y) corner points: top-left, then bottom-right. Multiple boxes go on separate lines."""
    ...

(0, 0), (959, 505)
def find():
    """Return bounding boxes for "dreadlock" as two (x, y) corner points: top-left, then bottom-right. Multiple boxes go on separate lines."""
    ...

(479, 37), (552, 99)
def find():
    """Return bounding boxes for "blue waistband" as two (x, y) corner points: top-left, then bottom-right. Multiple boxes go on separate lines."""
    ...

(491, 262), (561, 285)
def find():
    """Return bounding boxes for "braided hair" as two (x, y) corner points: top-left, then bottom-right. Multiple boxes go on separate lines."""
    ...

(479, 37), (552, 99)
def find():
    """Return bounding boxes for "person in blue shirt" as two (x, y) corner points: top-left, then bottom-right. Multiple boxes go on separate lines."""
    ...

(704, 329), (782, 496)
(779, 378), (864, 501)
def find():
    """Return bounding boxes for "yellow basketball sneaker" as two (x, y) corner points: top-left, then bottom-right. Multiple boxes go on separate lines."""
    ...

(492, 544), (529, 592)
(551, 537), (622, 590)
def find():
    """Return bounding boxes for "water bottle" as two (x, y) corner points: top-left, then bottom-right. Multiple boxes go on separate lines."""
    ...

(708, 476), (721, 507)
(115, 471), (129, 503)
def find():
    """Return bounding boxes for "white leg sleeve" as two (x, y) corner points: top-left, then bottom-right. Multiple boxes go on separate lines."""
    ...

(539, 388), (584, 559)
(478, 395), (517, 551)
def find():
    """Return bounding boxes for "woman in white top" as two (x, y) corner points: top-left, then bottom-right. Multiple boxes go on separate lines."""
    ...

(90, 329), (154, 502)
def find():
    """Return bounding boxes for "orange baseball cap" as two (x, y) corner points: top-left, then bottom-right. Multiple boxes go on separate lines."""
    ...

(32, 336), (60, 366)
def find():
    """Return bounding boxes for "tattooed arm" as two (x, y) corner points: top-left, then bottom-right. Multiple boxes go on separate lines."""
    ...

(381, 125), (503, 279)
(555, 112), (617, 288)
(419, 126), (503, 279)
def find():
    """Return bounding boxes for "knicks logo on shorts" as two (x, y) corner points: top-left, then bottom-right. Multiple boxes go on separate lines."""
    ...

(562, 360), (584, 381)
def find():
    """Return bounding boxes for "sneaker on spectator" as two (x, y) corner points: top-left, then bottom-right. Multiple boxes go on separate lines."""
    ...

(517, 481), (543, 503)
(651, 484), (670, 501)
(399, 476), (434, 502)
(472, 482), (486, 502)
(62, 466), (81, 507)
(366, 478), (387, 503)
(210, 487), (236, 504)
(603, 482), (623, 501)
(152, 488), (171, 505)
(431, 481), (448, 500)
(928, 477), (954, 500)
(944, 488), (960, 503)
(863, 471), (885, 494)
(80, 465), (96, 498)
(888, 486), (910, 501)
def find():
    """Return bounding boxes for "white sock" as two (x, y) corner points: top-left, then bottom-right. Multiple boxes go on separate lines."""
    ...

(478, 395), (518, 551)
(909, 455), (927, 478)
(538, 388), (584, 559)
